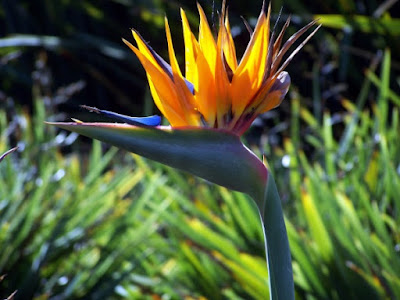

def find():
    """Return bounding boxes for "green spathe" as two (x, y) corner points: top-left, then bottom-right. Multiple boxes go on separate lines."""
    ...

(48, 123), (267, 199)
(48, 122), (294, 300)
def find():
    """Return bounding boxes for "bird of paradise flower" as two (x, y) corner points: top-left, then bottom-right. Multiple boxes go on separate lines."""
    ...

(49, 2), (320, 299)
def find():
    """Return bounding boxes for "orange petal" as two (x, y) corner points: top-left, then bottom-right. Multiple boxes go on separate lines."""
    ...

(129, 31), (165, 75)
(147, 77), (188, 126)
(257, 71), (290, 113)
(222, 9), (237, 71)
(194, 50), (217, 126)
(231, 70), (289, 133)
(197, 3), (217, 76)
(235, 5), (270, 78)
(128, 43), (188, 124)
(243, 71), (290, 118)
(164, 17), (183, 78)
(230, 6), (270, 118)
(165, 17), (200, 126)
(215, 15), (232, 127)
(181, 8), (200, 86)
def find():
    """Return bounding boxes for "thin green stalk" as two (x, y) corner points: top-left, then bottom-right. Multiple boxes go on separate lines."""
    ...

(250, 172), (294, 300)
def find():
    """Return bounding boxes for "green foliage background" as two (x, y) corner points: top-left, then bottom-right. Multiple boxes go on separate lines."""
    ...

(1, 0), (400, 299)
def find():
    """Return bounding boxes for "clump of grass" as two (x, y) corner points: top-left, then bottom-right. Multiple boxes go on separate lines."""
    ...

(0, 99), (175, 299)
(1, 49), (400, 299)
(267, 49), (400, 299)
(0, 2), (399, 297)
(0, 149), (18, 300)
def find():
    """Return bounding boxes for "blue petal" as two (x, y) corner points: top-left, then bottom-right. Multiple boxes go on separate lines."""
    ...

(81, 105), (161, 126)
(126, 115), (162, 126)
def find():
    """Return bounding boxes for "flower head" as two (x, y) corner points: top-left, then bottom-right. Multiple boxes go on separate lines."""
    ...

(124, 1), (319, 135)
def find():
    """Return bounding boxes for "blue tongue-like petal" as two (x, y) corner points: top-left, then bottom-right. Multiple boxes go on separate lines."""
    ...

(80, 105), (161, 126)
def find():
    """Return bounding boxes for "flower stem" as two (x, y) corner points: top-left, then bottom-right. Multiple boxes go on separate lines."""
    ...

(253, 172), (294, 300)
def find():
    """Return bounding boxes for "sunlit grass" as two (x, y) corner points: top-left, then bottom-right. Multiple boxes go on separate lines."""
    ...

(0, 0), (399, 299)
(1, 49), (399, 298)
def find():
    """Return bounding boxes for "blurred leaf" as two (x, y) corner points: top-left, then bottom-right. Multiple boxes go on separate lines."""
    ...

(315, 15), (400, 35)
(301, 189), (333, 262)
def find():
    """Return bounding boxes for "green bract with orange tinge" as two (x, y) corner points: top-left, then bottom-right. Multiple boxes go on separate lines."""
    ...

(123, 2), (320, 135)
